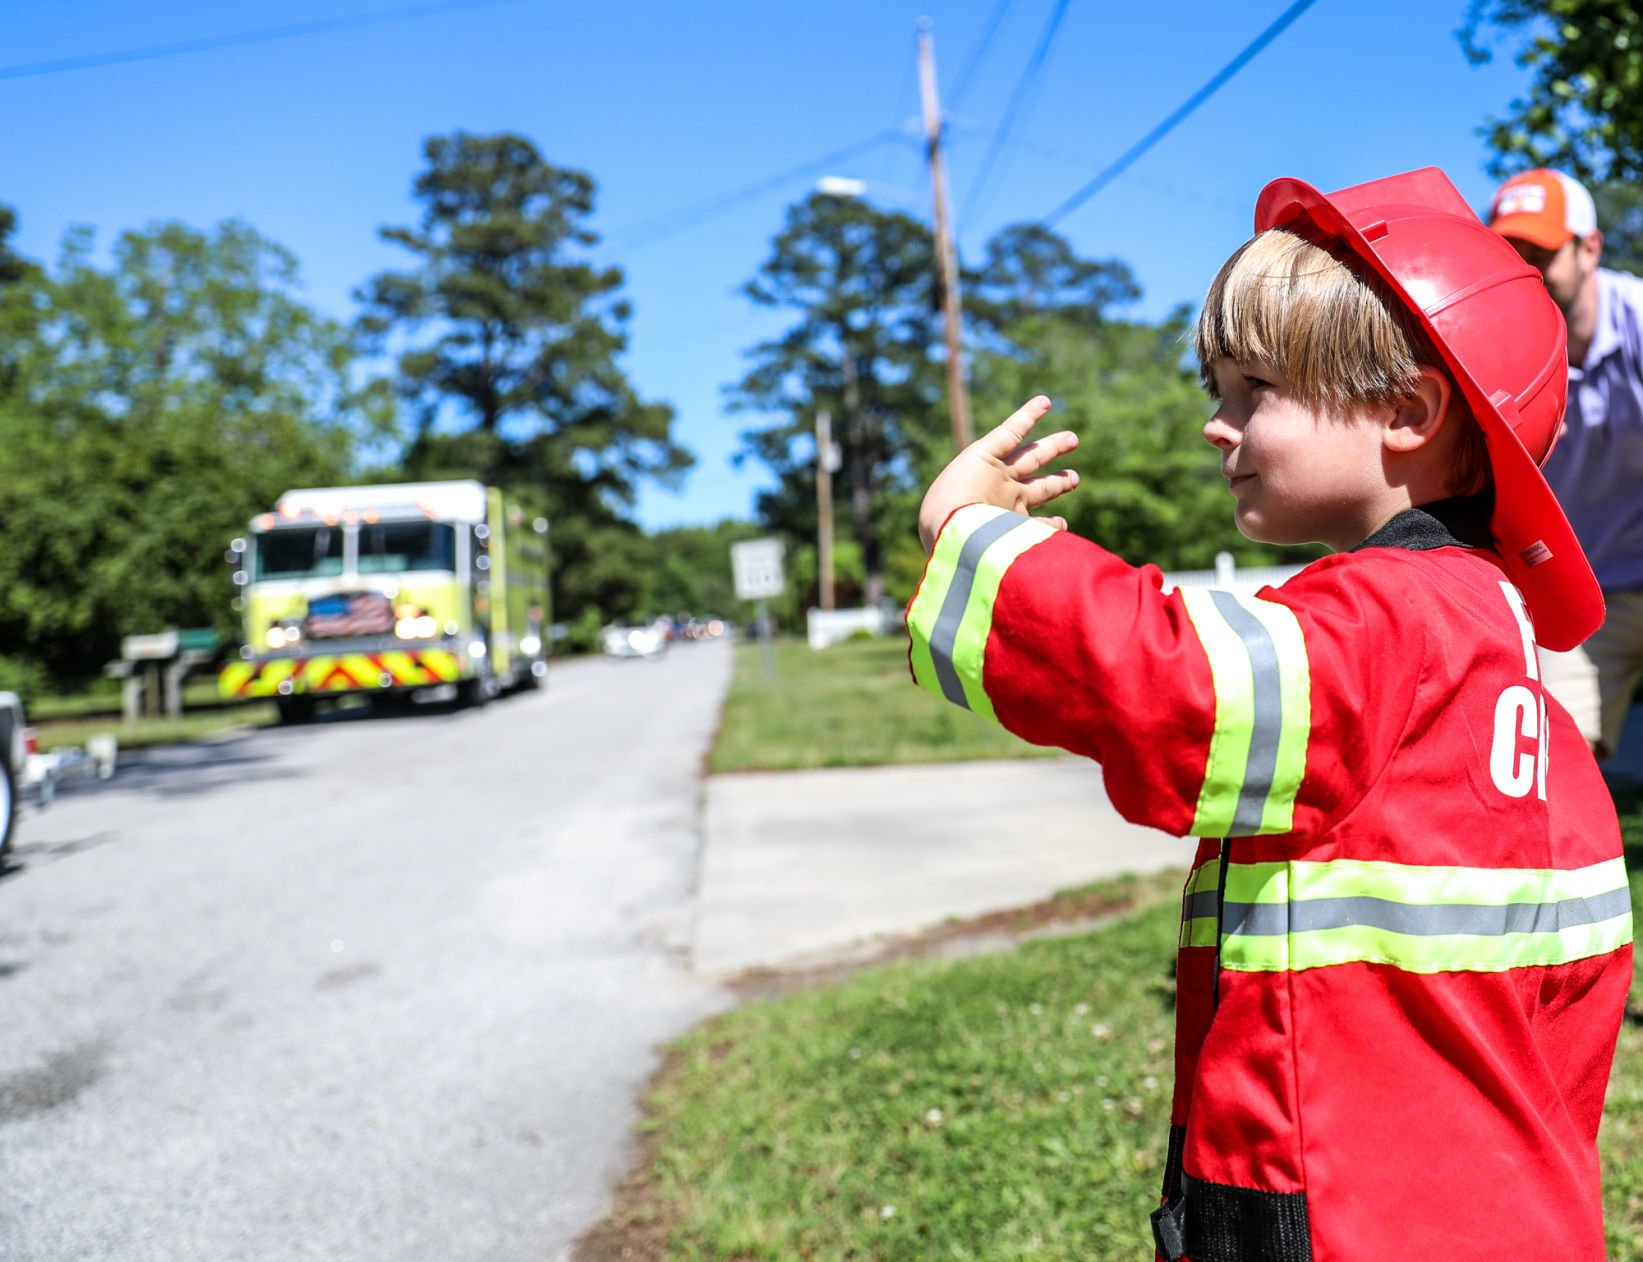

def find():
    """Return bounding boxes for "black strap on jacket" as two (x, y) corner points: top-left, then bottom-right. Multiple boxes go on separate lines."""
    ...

(1181, 1173), (1313, 1262)
(1149, 1126), (1314, 1262)
(1150, 1124), (1188, 1259)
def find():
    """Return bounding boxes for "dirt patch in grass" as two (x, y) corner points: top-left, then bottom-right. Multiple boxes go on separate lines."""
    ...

(724, 868), (1183, 1003)
(571, 1080), (680, 1262)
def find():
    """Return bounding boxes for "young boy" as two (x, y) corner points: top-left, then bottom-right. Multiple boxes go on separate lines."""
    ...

(905, 168), (1632, 1260)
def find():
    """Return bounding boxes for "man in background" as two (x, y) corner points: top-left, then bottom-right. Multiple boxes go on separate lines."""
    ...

(1491, 168), (1643, 761)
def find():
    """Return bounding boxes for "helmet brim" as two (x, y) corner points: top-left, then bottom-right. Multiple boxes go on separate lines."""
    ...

(1254, 175), (1603, 652)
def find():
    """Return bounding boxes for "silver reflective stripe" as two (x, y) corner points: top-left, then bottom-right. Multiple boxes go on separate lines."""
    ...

(1208, 590), (1283, 835)
(1223, 886), (1634, 938)
(1185, 889), (1219, 922)
(928, 513), (1036, 710)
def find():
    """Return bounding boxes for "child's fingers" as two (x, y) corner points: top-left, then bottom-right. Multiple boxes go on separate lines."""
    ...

(1005, 429), (1079, 474)
(1022, 467), (1080, 509)
(980, 395), (1053, 457)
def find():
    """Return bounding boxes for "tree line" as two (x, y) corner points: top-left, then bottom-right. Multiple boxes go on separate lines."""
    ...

(1, 0), (1623, 686)
(0, 130), (1256, 687)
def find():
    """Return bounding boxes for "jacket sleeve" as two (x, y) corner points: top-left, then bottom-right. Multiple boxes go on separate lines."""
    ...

(905, 505), (1405, 839)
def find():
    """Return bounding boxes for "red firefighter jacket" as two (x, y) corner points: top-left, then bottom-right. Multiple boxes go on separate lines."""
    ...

(905, 500), (1631, 1262)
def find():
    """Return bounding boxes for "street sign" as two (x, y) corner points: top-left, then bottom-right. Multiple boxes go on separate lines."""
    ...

(732, 538), (785, 601)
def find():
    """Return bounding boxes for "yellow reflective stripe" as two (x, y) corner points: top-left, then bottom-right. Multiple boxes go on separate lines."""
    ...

(1220, 857), (1633, 974)
(1177, 858), (1222, 948)
(906, 506), (1057, 719)
(416, 650), (461, 682)
(220, 659), (299, 697)
(1224, 856), (1630, 907)
(219, 663), (254, 697)
(378, 651), (417, 682)
(301, 655), (362, 690)
(1180, 589), (1310, 837)
(1181, 917), (1220, 949)
(1224, 916), (1633, 974)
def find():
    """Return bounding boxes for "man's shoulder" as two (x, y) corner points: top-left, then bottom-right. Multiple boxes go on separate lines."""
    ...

(1598, 266), (1643, 314)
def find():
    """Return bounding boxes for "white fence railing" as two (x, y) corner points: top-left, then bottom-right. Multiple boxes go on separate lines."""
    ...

(1160, 551), (1307, 596)
(804, 554), (1308, 650)
(807, 605), (897, 649)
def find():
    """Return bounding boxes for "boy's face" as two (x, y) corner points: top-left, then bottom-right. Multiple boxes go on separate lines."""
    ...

(1203, 358), (1395, 551)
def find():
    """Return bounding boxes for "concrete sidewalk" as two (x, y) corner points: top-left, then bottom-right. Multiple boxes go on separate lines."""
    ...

(688, 699), (1643, 978)
(690, 757), (1186, 976)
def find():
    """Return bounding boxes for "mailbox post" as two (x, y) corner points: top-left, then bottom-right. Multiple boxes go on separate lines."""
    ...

(121, 631), (179, 725)
(117, 628), (221, 725)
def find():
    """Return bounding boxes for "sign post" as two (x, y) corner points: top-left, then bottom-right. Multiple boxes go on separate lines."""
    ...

(731, 538), (785, 681)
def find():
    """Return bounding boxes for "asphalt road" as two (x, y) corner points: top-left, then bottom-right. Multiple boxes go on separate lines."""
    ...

(0, 641), (733, 1261)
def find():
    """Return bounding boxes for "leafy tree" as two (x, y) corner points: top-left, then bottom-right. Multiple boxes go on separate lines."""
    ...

(1591, 181), (1643, 273)
(1462, 1), (1643, 178)
(965, 222), (1141, 338)
(356, 131), (691, 624)
(730, 192), (940, 607)
(0, 203), (26, 288)
(635, 518), (766, 619)
(0, 221), (367, 678)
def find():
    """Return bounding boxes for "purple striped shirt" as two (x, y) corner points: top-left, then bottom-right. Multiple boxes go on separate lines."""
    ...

(1542, 267), (1643, 591)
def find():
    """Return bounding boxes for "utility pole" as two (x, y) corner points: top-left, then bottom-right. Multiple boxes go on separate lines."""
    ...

(918, 16), (973, 451)
(815, 409), (837, 611)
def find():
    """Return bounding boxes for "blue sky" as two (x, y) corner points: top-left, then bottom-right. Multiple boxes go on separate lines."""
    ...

(0, 1), (1537, 531)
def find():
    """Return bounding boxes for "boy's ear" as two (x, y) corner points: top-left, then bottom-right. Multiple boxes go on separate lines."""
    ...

(1384, 367), (1452, 453)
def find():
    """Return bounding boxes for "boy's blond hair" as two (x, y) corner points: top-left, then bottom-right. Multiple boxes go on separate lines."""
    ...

(1196, 228), (1490, 497)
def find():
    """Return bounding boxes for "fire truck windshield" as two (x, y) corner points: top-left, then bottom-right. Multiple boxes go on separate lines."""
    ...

(255, 527), (344, 580)
(357, 522), (458, 574)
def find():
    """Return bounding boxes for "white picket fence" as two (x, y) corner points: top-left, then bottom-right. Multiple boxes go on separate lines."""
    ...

(804, 554), (1308, 650)
(1160, 550), (1307, 596)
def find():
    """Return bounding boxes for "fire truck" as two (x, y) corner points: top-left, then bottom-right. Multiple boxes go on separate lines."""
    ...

(220, 481), (549, 722)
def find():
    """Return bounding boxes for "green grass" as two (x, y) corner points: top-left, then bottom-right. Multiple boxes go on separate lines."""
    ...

(624, 789), (1643, 1260)
(33, 703), (278, 752)
(647, 874), (1185, 1260)
(25, 678), (276, 751)
(709, 636), (1056, 773)
(1604, 780), (1643, 1256)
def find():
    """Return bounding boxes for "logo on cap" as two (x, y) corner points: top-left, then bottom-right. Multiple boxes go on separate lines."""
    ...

(1494, 184), (1548, 218)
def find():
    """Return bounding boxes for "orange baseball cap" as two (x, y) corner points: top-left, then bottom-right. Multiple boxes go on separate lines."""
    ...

(1488, 169), (1597, 250)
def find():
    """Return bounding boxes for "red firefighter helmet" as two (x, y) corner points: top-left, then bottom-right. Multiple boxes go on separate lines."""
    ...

(1254, 167), (1602, 652)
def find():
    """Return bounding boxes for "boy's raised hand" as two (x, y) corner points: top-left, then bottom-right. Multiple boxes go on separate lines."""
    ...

(917, 396), (1080, 551)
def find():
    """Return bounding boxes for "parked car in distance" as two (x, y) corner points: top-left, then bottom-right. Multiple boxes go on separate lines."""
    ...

(601, 624), (668, 660)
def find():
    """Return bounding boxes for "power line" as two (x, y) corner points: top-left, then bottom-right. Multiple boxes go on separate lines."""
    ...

(605, 129), (912, 251)
(950, 125), (1249, 215)
(0, 0), (533, 82)
(1042, 0), (1320, 226)
(948, 0), (1019, 112)
(959, 0), (1072, 230)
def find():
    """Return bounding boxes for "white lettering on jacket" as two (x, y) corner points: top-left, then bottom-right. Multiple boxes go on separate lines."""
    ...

(1491, 582), (1548, 800)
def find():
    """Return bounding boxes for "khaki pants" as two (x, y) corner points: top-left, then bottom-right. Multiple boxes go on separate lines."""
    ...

(1538, 588), (1643, 760)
